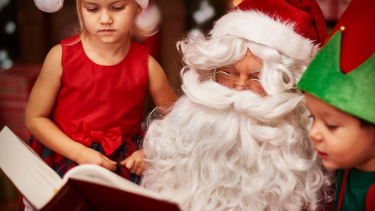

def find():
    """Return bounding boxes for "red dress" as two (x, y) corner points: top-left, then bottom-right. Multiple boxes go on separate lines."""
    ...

(29, 35), (148, 183)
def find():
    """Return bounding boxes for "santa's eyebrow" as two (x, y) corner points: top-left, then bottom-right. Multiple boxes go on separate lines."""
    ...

(250, 69), (261, 74)
(224, 65), (236, 69)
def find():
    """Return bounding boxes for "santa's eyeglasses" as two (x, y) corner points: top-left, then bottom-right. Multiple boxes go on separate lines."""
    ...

(211, 67), (263, 93)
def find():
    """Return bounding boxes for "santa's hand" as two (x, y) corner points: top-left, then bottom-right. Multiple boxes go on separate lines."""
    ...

(121, 149), (146, 176)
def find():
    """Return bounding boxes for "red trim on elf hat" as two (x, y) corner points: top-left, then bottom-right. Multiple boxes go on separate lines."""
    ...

(235, 0), (327, 46)
(327, 0), (375, 74)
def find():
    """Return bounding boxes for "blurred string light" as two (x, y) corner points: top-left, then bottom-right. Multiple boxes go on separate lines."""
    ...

(5, 21), (16, 34)
(189, 28), (203, 37)
(0, 0), (9, 12)
(0, 0), (14, 70)
(189, 0), (215, 37)
(193, 1), (215, 24)
(0, 50), (13, 70)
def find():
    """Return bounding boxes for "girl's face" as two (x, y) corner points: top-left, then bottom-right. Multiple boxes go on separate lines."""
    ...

(306, 93), (375, 172)
(81, 0), (141, 43)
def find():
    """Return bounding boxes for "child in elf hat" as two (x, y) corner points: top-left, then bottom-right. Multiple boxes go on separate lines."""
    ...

(297, 0), (375, 210)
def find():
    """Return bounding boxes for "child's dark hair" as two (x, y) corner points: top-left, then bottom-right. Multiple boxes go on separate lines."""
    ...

(360, 119), (375, 128)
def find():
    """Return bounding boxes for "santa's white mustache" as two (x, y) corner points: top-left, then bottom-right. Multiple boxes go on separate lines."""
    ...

(182, 69), (305, 124)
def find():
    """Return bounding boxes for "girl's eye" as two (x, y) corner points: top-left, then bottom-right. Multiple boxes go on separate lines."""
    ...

(113, 6), (125, 11)
(87, 8), (98, 12)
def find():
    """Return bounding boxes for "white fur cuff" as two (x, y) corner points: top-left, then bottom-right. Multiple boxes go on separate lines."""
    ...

(210, 10), (319, 61)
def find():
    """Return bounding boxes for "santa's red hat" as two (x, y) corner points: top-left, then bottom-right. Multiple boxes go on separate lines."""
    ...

(210, 0), (327, 61)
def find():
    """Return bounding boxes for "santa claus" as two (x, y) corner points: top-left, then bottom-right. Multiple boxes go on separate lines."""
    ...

(141, 0), (334, 210)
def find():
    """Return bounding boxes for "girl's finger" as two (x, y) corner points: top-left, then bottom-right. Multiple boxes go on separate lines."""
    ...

(136, 166), (146, 176)
(102, 159), (117, 171)
(131, 164), (140, 174)
(120, 157), (129, 166)
(125, 157), (135, 170)
(104, 156), (117, 165)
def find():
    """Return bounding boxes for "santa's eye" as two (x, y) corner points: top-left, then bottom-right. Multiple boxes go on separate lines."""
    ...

(218, 67), (235, 73)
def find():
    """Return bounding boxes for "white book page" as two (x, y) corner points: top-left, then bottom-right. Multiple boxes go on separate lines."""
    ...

(63, 164), (166, 201)
(0, 126), (63, 210)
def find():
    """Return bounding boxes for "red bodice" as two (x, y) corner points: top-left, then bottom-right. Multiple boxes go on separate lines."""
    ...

(51, 35), (148, 155)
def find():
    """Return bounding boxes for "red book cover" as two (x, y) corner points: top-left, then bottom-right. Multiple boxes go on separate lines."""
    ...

(0, 127), (181, 211)
(41, 179), (180, 211)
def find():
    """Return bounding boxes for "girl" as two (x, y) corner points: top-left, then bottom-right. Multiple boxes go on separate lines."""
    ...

(25, 0), (176, 193)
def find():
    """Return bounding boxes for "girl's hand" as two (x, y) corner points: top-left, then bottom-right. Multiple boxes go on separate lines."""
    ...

(76, 147), (117, 171)
(120, 149), (146, 176)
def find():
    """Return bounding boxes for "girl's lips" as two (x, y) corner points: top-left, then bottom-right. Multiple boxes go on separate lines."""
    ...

(99, 29), (115, 33)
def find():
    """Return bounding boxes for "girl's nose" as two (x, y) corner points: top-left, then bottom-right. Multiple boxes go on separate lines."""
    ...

(100, 10), (113, 24)
(308, 123), (323, 143)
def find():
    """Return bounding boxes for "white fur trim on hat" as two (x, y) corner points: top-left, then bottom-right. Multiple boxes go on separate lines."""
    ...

(34, 0), (64, 13)
(210, 10), (319, 61)
(136, 0), (149, 9)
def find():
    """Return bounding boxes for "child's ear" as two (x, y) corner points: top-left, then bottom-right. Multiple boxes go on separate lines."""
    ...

(136, 5), (142, 15)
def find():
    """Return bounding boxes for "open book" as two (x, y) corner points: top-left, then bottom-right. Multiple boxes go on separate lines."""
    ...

(0, 126), (180, 211)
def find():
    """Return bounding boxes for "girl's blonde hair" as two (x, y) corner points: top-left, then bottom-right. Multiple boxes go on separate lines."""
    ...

(76, 0), (155, 39)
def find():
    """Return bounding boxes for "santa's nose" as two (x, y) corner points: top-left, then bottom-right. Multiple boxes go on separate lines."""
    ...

(234, 83), (246, 91)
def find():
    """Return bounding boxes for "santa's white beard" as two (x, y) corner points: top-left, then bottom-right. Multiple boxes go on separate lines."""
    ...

(142, 70), (329, 211)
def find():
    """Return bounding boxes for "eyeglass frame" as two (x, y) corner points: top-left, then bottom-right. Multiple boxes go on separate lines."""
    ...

(211, 68), (262, 91)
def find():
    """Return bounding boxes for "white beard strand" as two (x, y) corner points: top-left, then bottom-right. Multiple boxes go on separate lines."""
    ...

(141, 70), (328, 211)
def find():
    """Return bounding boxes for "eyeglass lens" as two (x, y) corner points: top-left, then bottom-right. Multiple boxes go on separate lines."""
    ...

(213, 71), (262, 91)
(213, 71), (234, 88)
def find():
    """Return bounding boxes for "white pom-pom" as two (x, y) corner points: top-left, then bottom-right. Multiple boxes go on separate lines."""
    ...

(135, 3), (161, 31)
(135, 0), (149, 9)
(34, 0), (64, 13)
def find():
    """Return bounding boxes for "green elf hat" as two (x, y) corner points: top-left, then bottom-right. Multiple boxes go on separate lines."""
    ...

(297, 0), (375, 125)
